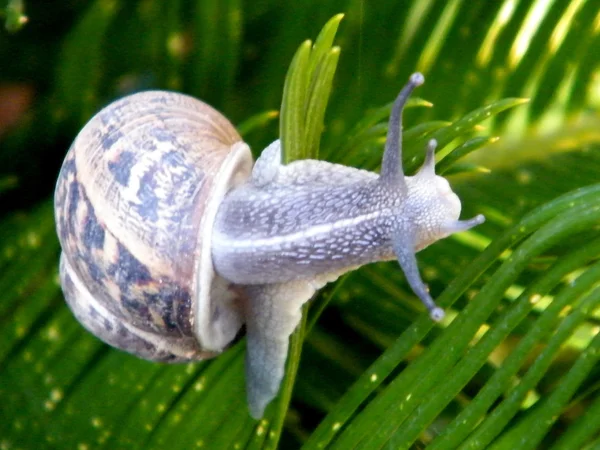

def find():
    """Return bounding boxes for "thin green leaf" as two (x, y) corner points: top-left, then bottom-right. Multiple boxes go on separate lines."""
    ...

(552, 392), (600, 450)
(346, 202), (600, 449)
(441, 162), (490, 176)
(404, 98), (529, 169)
(280, 40), (312, 162)
(432, 98), (529, 148)
(465, 287), (600, 450)
(431, 260), (600, 450)
(280, 14), (344, 162)
(403, 121), (452, 144)
(307, 13), (344, 84)
(304, 47), (341, 158)
(237, 110), (279, 137)
(437, 136), (499, 174)
(399, 244), (600, 448)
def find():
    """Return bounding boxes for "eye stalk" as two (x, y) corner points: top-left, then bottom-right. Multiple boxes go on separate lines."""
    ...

(415, 138), (485, 237)
(416, 138), (437, 179)
(384, 73), (486, 322)
(380, 72), (425, 187)
(442, 214), (486, 235)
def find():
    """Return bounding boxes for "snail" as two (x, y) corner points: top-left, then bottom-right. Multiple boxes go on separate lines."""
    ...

(54, 72), (484, 418)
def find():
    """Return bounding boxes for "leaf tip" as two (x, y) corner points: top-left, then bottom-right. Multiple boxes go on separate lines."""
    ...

(300, 39), (313, 51)
(333, 12), (345, 22)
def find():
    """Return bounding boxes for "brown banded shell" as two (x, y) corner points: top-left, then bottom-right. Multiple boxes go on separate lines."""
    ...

(54, 91), (253, 361)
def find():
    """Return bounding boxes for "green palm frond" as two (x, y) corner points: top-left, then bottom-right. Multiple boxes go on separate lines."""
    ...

(1, 1), (599, 449)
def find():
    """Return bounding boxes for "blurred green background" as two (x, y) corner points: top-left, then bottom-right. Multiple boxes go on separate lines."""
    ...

(1, 0), (600, 449)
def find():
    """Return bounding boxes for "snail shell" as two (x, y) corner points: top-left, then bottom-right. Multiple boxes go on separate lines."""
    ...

(54, 91), (252, 362)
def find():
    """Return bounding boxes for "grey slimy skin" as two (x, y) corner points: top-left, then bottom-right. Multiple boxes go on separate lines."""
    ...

(54, 73), (484, 420)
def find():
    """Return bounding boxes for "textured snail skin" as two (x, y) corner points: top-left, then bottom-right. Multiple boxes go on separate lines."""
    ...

(54, 73), (485, 419)
(211, 77), (484, 416)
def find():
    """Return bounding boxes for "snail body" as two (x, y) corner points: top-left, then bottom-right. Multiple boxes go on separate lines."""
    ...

(54, 73), (484, 418)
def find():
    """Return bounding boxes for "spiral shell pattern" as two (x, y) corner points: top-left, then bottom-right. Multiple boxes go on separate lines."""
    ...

(54, 91), (251, 361)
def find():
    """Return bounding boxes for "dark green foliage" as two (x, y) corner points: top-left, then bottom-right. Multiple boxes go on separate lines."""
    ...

(1, 1), (599, 448)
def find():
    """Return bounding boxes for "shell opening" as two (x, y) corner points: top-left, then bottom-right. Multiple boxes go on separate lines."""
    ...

(193, 141), (253, 351)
